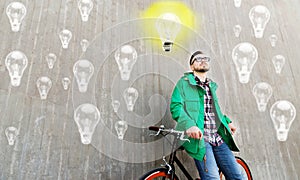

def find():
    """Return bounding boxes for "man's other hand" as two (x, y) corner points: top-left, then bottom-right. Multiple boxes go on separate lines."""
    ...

(228, 123), (237, 135)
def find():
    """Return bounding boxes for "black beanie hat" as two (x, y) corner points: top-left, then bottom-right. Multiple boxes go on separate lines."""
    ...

(189, 50), (204, 65)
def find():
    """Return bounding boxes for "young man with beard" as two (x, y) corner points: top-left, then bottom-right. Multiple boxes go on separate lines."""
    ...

(170, 51), (243, 179)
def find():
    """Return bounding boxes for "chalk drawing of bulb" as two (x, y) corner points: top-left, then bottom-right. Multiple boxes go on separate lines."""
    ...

(115, 120), (128, 140)
(123, 87), (138, 111)
(36, 76), (52, 100)
(269, 34), (278, 47)
(6, 2), (26, 32)
(59, 29), (72, 49)
(112, 100), (120, 113)
(5, 126), (18, 146)
(73, 59), (94, 93)
(233, 0), (242, 8)
(233, 24), (242, 37)
(249, 5), (270, 38)
(270, 100), (296, 141)
(114, 45), (137, 81)
(272, 55), (285, 74)
(80, 39), (89, 52)
(155, 13), (181, 52)
(74, 103), (100, 144)
(61, 77), (71, 90)
(252, 82), (273, 112)
(45, 53), (57, 69)
(232, 42), (258, 83)
(5, 50), (28, 87)
(78, 0), (93, 22)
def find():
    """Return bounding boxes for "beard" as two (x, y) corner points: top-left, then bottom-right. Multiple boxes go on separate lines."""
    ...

(194, 66), (210, 72)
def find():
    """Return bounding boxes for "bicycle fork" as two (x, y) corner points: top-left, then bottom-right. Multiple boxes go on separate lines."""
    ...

(162, 156), (172, 174)
(160, 156), (176, 179)
(161, 155), (194, 180)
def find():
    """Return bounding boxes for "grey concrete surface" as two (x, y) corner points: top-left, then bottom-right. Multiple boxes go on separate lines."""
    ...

(0, 0), (300, 179)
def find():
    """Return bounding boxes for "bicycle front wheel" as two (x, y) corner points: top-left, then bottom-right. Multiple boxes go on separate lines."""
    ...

(140, 168), (179, 180)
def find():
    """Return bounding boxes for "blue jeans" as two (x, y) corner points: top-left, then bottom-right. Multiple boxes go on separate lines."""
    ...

(194, 142), (242, 180)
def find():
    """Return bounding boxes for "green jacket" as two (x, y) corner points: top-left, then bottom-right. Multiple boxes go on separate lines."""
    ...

(170, 72), (239, 160)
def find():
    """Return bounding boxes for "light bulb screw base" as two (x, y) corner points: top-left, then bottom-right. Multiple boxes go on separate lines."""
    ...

(163, 41), (173, 52)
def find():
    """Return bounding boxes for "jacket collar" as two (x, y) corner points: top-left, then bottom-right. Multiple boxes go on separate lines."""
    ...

(184, 72), (197, 85)
(184, 71), (218, 89)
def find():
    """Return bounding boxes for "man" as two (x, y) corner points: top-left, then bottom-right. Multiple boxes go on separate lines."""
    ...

(170, 51), (242, 179)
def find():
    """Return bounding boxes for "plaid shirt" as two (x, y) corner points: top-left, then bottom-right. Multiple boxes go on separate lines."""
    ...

(195, 75), (224, 146)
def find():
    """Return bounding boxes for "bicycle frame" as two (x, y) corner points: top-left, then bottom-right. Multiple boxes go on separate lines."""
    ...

(169, 150), (194, 180)
(140, 126), (252, 180)
(162, 130), (194, 180)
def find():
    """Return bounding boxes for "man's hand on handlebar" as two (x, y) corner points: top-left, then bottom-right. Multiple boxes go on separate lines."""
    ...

(148, 126), (190, 142)
(186, 126), (203, 140)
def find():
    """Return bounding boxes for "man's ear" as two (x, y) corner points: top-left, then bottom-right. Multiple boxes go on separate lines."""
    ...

(190, 65), (194, 71)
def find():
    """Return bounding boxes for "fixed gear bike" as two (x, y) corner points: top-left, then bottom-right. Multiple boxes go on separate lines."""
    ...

(139, 125), (252, 180)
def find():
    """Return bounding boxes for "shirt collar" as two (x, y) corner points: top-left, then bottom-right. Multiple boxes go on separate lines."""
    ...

(194, 74), (210, 86)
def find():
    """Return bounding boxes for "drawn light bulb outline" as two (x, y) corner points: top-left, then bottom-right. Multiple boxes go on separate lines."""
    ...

(36, 76), (52, 100)
(80, 39), (89, 52)
(232, 42), (258, 84)
(71, 18), (229, 164)
(155, 13), (182, 52)
(5, 126), (18, 146)
(112, 100), (120, 113)
(272, 55), (285, 74)
(62, 77), (71, 90)
(233, 24), (242, 37)
(249, 5), (271, 38)
(59, 29), (72, 49)
(123, 87), (138, 111)
(45, 53), (57, 69)
(233, 0), (242, 8)
(78, 0), (93, 22)
(6, 2), (26, 32)
(5, 50), (28, 87)
(269, 34), (278, 47)
(115, 120), (128, 140)
(270, 100), (296, 141)
(252, 82), (273, 112)
(74, 103), (100, 144)
(114, 45), (137, 81)
(73, 59), (94, 93)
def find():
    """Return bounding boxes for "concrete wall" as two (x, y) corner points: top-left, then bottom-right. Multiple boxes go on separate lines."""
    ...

(0, 0), (300, 179)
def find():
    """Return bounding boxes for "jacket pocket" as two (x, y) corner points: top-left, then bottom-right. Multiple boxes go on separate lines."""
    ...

(183, 138), (199, 153)
(183, 138), (205, 154)
(185, 99), (200, 112)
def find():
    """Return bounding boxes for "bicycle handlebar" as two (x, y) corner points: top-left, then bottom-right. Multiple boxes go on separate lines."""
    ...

(149, 125), (190, 142)
(149, 126), (160, 131)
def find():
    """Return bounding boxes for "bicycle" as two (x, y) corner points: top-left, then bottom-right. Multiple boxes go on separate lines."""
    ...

(139, 125), (252, 180)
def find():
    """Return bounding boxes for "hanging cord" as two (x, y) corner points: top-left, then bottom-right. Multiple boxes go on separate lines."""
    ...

(203, 155), (208, 172)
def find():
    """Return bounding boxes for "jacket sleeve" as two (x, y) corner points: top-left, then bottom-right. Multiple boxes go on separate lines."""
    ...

(224, 115), (232, 124)
(170, 82), (197, 131)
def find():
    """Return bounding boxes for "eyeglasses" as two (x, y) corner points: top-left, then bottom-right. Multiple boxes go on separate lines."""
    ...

(192, 56), (210, 64)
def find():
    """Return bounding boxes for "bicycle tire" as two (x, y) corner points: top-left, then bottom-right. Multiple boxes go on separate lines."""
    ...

(235, 156), (252, 180)
(139, 167), (179, 180)
(220, 156), (252, 180)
